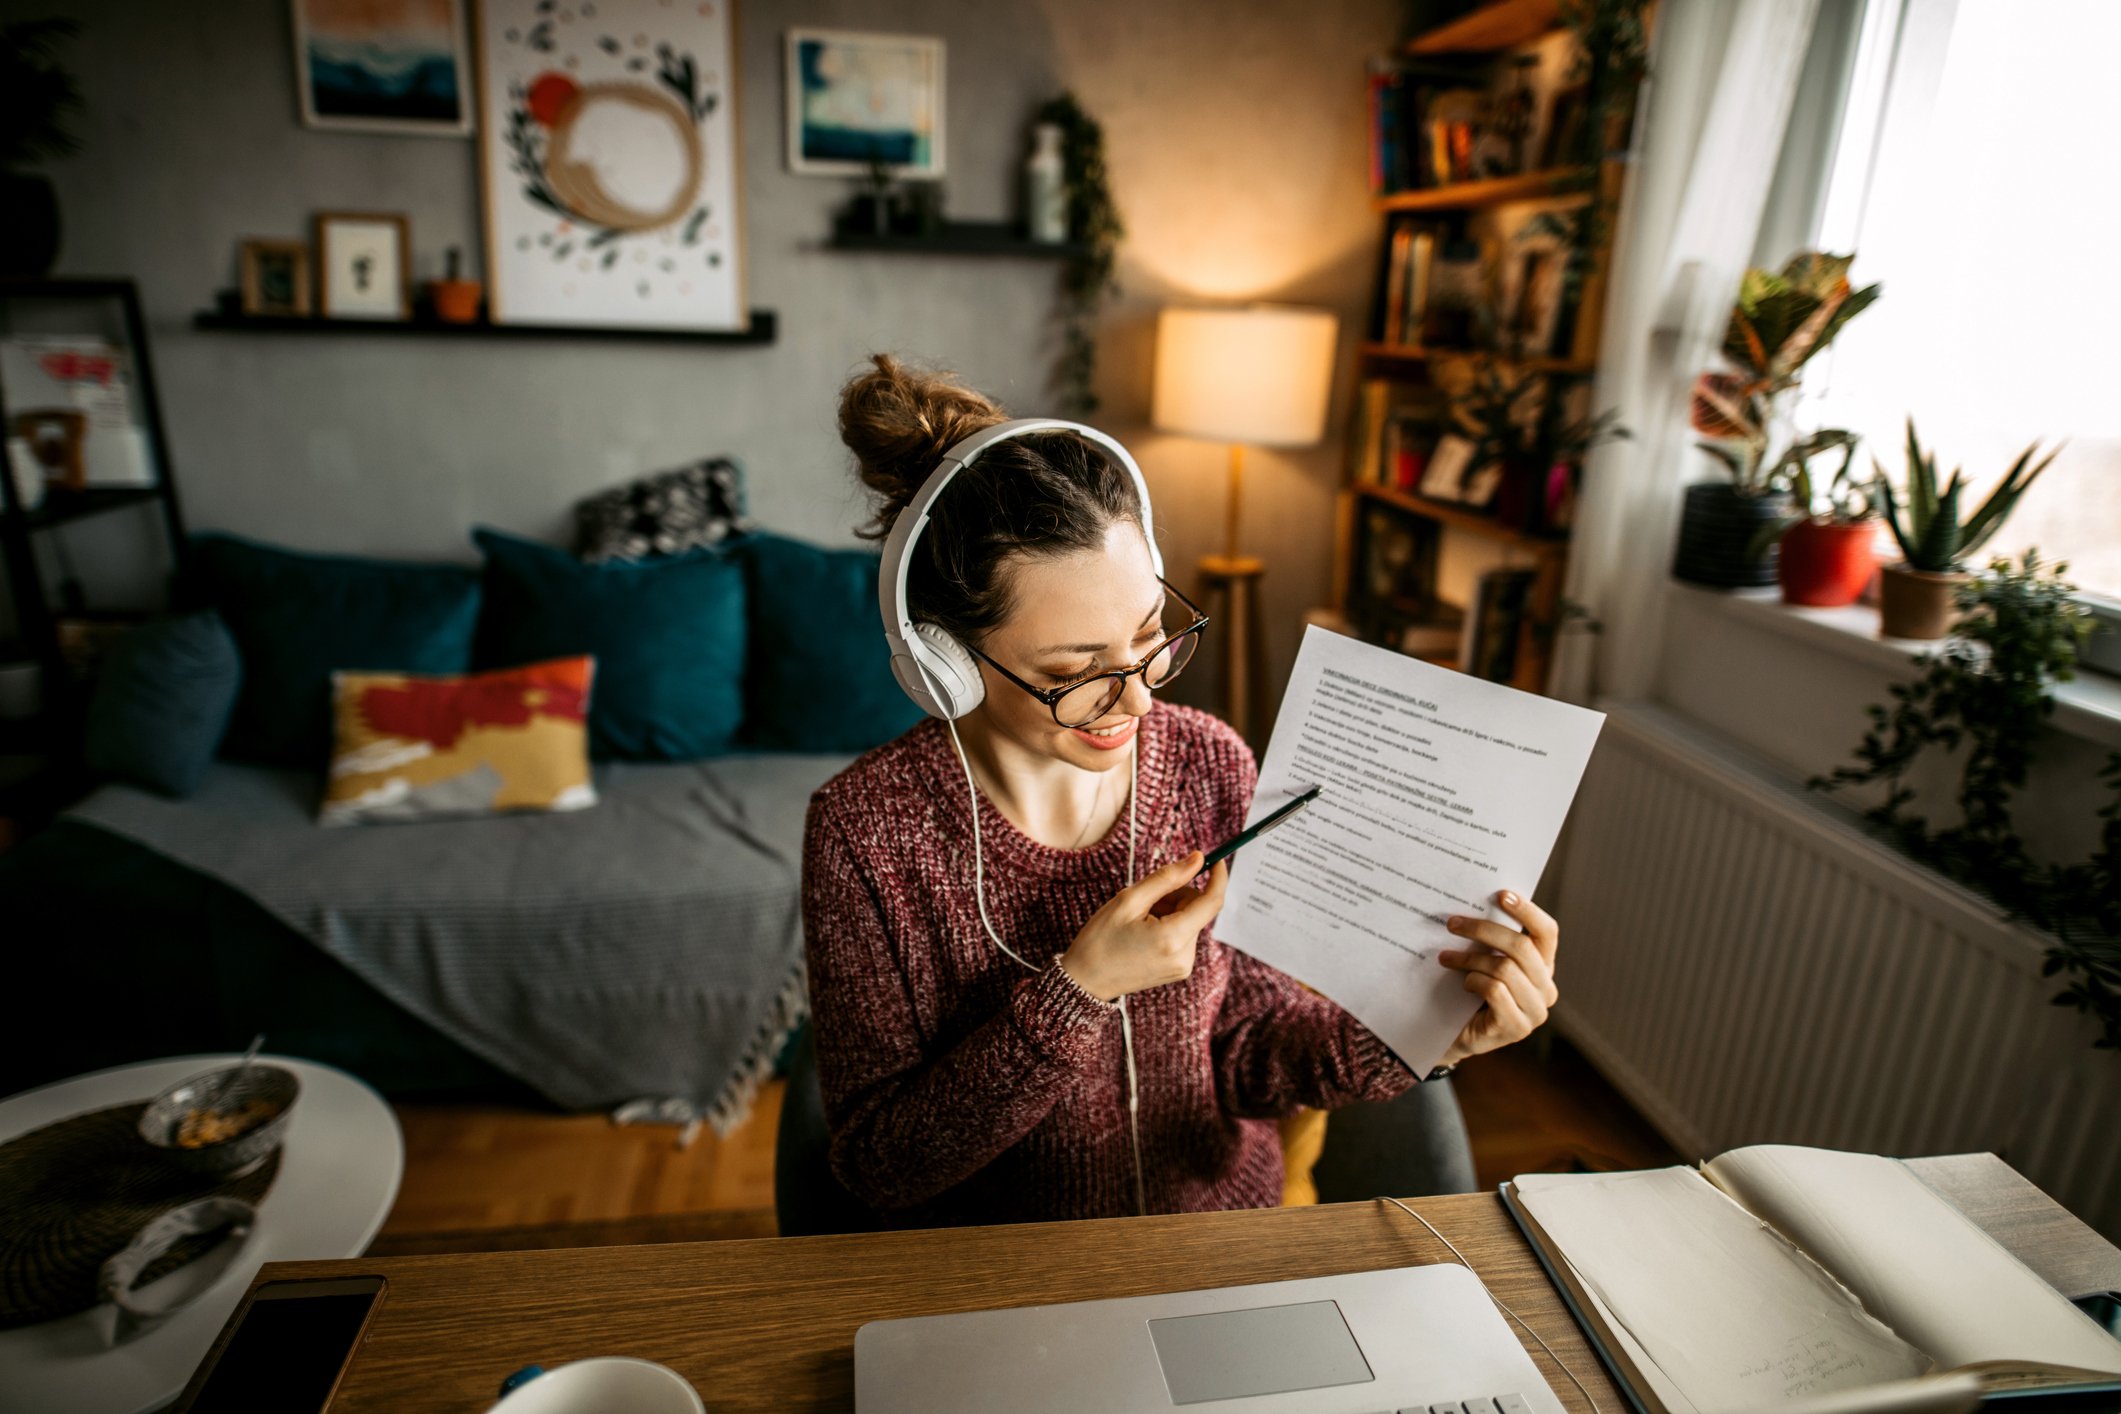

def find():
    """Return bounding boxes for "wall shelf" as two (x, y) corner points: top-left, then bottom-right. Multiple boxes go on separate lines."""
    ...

(192, 309), (778, 345)
(1405, 0), (1562, 56)
(1360, 341), (1595, 374)
(824, 221), (1083, 258)
(11, 486), (164, 533)
(1374, 168), (1590, 213)
(1354, 481), (1568, 556)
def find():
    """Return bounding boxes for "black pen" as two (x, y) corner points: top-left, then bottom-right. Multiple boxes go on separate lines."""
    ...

(1200, 785), (1324, 873)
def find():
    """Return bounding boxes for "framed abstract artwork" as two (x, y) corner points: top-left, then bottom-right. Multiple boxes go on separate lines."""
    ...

(474, 0), (747, 332)
(292, 0), (473, 135)
(316, 213), (412, 320)
(785, 29), (944, 178)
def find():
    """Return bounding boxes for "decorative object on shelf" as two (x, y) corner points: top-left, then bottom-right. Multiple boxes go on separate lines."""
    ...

(1025, 122), (1068, 245)
(1678, 250), (1880, 587)
(1037, 91), (1123, 416)
(427, 244), (482, 323)
(1814, 552), (2120, 1052)
(239, 239), (312, 317)
(1152, 303), (1338, 740)
(784, 29), (944, 177)
(291, 0), (472, 136)
(1873, 419), (2059, 640)
(0, 18), (81, 277)
(1751, 432), (1879, 608)
(476, 0), (745, 331)
(315, 211), (412, 320)
(11, 410), (86, 492)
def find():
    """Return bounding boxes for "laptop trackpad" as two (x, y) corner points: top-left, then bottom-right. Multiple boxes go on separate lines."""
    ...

(1147, 1299), (1375, 1406)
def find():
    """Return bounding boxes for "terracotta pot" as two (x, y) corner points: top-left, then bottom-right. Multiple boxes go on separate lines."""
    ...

(1778, 519), (1879, 607)
(1672, 482), (1794, 589)
(1878, 562), (1970, 639)
(430, 279), (483, 324)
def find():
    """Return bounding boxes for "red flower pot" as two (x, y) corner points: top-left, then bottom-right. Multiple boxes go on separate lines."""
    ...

(1777, 519), (1878, 607)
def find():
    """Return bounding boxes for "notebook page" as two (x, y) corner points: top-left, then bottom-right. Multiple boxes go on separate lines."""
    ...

(1703, 1146), (2121, 1379)
(1513, 1168), (1931, 1411)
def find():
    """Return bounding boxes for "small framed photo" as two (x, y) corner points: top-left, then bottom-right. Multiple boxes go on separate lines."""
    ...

(292, 0), (473, 136)
(785, 29), (946, 177)
(239, 239), (313, 317)
(316, 212), (411, 320)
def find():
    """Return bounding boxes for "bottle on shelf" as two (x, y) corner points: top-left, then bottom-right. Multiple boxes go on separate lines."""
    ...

(1025, 123), (1069, 244)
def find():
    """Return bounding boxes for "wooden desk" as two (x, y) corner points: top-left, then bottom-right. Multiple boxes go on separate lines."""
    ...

(196, 1155), (2120, 1413)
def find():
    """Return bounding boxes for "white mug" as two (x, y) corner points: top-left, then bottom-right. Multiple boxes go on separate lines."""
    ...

(486, 1357), (704, 1414)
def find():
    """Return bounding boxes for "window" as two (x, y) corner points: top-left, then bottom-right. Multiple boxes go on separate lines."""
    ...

(1797, 0), (2121, 656)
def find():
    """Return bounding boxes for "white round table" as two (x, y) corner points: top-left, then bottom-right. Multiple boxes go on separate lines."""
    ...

(0, 1054), (402, 1414)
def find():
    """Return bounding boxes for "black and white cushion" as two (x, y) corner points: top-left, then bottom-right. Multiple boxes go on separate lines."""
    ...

(573, 456), (751, 563)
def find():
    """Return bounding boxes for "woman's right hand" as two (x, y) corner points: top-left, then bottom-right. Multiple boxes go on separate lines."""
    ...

(1060, 851), (1230, 1003)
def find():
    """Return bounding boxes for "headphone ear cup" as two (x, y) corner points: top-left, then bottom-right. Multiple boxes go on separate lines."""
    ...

(907, 622), (986, 720)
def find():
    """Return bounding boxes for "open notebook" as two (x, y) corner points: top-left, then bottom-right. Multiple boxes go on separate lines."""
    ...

(1501, 1146), (2121, 1414)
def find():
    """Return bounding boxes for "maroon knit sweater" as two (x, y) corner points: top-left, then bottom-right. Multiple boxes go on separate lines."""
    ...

(801, 700), (1418, 1227)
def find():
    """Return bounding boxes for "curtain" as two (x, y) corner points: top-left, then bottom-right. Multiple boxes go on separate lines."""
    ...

(1552, 0), (1827, 704)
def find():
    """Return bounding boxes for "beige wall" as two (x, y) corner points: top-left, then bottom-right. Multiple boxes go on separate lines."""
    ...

(18, 0), (1401, 744)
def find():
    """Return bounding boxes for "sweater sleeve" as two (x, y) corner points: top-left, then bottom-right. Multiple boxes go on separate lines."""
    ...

(1209, 945), (1420, 1118)
(802, 800), (1119, 1212)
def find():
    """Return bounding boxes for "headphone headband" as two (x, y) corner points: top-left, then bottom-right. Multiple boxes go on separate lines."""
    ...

(875, 416), (1162, 719)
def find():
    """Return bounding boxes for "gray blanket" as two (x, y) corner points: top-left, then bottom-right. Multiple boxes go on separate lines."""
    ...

(69, 751), (853, 1132)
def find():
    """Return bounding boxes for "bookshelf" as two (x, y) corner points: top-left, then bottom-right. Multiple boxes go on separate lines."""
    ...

(1334, 1), (1645, 695)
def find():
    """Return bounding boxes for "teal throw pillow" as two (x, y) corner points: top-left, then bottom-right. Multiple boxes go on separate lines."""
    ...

(189, 534), (482, 768)
(471, 527), (746, 760)
(83, 611), (243, 797)
(737, 532), (925, 753)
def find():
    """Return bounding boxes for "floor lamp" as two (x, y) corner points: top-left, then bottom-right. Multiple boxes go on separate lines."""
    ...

(1151, 304), (1338, 742)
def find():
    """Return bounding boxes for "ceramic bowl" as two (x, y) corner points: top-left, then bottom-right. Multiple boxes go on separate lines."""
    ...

(487, 1358), (705, 1413)
(137, 1062), (300, 1178)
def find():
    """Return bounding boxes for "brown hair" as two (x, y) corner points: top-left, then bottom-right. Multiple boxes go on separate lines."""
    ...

(837, 353), (1143, 646)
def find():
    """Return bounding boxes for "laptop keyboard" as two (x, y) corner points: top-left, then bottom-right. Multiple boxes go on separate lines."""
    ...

(1349, 1396), (1536, 1414)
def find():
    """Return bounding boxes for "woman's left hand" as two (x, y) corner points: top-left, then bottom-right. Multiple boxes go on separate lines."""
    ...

(1435, 891), (1559, 1068)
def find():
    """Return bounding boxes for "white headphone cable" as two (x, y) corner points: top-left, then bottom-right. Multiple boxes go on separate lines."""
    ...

(1379, 1196), (1604, 1414)
(934, 700), (1149, 1218)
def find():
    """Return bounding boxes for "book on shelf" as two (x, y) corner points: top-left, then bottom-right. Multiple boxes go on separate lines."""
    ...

(1459, 566), (1535, 683)
(1502, 1145), (2121, 1414)
(1365, 60), (1493, 195)
(1351, 378), (1448, 489)
(1376, 220), (1440, 347)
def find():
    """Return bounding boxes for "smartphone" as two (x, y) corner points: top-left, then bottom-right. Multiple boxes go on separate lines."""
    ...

(1201, 786), (1322, 873)
(178, 1275), (387, 1414)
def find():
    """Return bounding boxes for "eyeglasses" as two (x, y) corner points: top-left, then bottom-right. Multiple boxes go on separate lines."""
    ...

(965, 577), (1210, 728)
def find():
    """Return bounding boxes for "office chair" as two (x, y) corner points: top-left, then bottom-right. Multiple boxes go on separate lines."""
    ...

(777, 1020), (1480, 1232)
(774, 1024), (886, 1236)
(1310, 1075), (1479, 1202)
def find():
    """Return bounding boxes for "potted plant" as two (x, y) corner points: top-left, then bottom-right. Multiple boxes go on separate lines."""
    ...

(1754, 431), (1880, 606)
(1679, 251), (1880, 588)
(1448, 360), (1628, 536)
(1873, 419), (2059, 639)
(0, 18), (83, 276)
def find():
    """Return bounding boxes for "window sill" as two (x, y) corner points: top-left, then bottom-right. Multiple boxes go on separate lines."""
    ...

(1668, 582), (2121, 752)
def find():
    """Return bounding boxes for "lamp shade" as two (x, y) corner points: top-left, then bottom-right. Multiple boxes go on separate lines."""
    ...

(1151, 304), (1339, 448)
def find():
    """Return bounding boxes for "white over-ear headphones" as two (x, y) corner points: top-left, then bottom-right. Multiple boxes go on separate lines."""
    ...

(875, 417), (1163, 720)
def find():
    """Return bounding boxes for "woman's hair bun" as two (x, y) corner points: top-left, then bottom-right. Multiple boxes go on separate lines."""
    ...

(838, 353), (1007, 537)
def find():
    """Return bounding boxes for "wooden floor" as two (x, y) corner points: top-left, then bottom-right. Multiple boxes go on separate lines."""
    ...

(372, 1034), (1677, 1252)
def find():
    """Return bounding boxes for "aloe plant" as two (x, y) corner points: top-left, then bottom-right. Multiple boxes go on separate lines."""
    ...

(1875, 419), (2061, 573)
(1691, 250), (1882, 490)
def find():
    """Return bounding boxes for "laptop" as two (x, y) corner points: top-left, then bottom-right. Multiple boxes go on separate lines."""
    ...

(854, 1263), (1567, 1414)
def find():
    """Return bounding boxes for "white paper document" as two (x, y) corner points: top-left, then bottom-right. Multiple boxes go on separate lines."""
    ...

(1217, 625), (1605, 1071)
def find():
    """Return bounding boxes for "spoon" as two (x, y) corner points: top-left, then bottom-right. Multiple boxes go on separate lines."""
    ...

(205, 1034), (265, 1110)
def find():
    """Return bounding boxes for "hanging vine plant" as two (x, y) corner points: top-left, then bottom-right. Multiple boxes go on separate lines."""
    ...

(1036, 92), (1124, 416)
(1813, 552), (2121, 1049)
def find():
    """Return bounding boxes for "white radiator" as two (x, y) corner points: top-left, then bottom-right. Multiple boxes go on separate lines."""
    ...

(1554, 703), (2121, 1242)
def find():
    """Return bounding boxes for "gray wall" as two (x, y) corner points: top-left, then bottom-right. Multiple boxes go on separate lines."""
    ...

(15, 0), (1399, 740)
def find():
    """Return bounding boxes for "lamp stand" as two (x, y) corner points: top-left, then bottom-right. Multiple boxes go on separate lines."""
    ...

(1198, 441), (1266, 742)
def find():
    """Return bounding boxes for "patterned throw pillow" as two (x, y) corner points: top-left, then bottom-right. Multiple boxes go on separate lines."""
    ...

(321, 657), (597, 826)
(573, 456), (750, 563)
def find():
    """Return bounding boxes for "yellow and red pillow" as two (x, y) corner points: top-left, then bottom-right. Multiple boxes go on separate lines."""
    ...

(322, 657), (596, 825)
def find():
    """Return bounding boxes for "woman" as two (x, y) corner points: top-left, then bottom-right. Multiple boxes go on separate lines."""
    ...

(802, 354), (1562, 1227)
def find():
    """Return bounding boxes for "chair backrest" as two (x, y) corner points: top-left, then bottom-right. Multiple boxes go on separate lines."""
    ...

(773, 1024), (885, 1236)
(1310, 1076), (1479, 1204)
